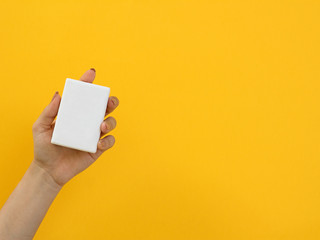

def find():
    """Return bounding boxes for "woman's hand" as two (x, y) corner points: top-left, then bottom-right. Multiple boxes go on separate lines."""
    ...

(32, 69), (119, 187)
(0, 69), (119, 239)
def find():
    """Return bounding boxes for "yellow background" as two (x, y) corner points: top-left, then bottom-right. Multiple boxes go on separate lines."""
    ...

(1, 0), (320, 239)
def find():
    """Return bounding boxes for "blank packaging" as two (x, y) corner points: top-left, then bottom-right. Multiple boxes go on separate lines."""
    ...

(51, 78), (110, 153)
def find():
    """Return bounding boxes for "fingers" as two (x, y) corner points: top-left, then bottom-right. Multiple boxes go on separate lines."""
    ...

(91, 135), (115, 159)
(33, 92), (61, 131)
(100, 117), (117, 136)
(80, 68), (96, 83)
(98, 135), (115, 151)
(105, 96), (119, 116)
(80, 68), (119, 116)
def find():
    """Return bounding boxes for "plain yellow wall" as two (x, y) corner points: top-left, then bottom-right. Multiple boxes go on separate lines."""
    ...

(1, 1), (320, 239)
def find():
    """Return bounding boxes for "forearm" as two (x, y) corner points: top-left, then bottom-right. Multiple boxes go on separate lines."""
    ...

(0, 161), (61, 240)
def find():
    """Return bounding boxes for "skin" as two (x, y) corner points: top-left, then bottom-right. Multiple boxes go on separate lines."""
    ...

(0, 69), (119, 239)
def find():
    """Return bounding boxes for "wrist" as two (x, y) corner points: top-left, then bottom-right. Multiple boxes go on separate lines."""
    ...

(0, 161), (61, 239)
(29, 160), (62, 193)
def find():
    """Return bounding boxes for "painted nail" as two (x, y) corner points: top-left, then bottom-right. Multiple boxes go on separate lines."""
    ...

(51, 91), (58, 102)
(90, 68), (96, 72)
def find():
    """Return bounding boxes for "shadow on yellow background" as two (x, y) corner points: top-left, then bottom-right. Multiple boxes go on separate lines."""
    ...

(1, 1), (320, 239)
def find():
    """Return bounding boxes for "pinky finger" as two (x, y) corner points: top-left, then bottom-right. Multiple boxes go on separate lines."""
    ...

(98, 135), (115, 150)
(89, 135), (115, 160)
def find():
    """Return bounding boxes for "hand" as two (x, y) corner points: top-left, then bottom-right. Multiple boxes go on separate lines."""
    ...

(32, 69), (119, 187)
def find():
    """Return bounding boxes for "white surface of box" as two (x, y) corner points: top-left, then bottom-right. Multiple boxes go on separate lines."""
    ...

(51, 78), (110, 153)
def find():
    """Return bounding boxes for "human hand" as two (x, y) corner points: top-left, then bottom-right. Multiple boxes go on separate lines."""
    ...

(32, 69), (119, 187)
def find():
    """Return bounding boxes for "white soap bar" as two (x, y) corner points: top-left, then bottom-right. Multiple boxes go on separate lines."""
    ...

(51, 78), (110, 153)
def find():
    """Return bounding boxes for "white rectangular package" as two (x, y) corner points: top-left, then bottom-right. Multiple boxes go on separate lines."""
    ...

(51, 78), (110, 153)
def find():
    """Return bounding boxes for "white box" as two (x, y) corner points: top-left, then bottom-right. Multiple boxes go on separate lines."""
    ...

(51, 78), (110, 153)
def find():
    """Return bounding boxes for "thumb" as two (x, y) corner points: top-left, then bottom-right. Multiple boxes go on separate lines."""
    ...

(35, 92), (61, 129)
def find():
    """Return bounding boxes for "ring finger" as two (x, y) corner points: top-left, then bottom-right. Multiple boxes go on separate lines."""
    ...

(100, 116), (117, 137)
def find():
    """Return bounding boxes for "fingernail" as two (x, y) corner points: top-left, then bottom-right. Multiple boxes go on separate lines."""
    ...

(51, 91), (58, 102)
(105, 122), (109, 131)
(90, 68), (96, 72)
(111, 98), (117, 105)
